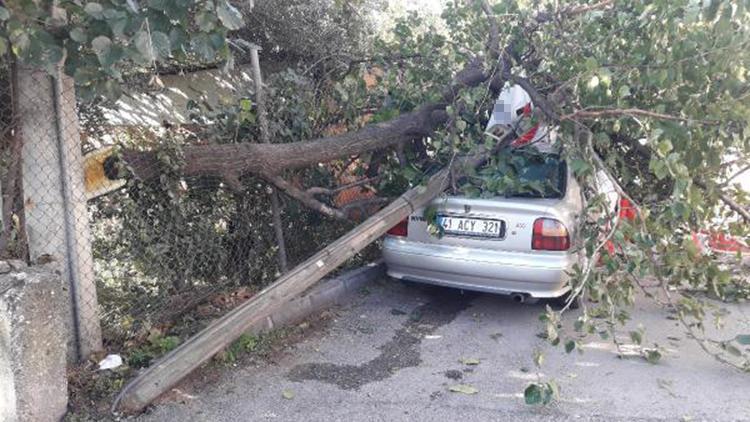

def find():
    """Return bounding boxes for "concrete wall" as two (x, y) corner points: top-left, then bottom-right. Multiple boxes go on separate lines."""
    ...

(0, 260), (69, 422)
(103, 64), (256, 126)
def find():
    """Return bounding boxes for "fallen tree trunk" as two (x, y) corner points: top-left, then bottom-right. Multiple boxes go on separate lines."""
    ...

(120, 104), (445, 180)
(113, 166), (452, 414)
(118, 62), (491, 182)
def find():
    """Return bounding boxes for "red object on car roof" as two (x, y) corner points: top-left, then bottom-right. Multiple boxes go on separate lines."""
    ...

(510, 123), (540, 148)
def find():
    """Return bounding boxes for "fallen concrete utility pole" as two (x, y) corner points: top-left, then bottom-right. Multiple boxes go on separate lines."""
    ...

(113, 166), (452, 414)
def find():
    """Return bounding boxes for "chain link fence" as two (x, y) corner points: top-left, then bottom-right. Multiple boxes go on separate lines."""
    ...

(0, 56), (378, 367)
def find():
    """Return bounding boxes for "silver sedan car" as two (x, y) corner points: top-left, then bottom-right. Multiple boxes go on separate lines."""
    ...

(383, 155), (614, 305)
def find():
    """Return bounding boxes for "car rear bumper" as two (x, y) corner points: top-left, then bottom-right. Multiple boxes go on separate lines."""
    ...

(382, 236), (574, 298)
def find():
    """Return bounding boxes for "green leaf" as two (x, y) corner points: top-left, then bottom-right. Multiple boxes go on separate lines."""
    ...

(110, 17), (130, 38)
(565, 340), (576, 354)
(449, 384), (479, 395)
(533, 350), (544, 368)
(240, 98), (253, 111)
(84, 2), (105, 19)
(194, 11), (216, 32)
(587, 75), (600, 90)
(657, 139), (673, 156)
(70, 28), (87, 43)
(645, 349), (662, 364)
(456, 119), (467, 132)
(150, 31), (171, 59)
(735, 335), (750, 345)
(725, 344), (742, 357)
(148, 0), (169, 11)
(524, 384), (542, 405)
(10, 31), (30, 56)
(650, 158), (669, 180)
(168, 27), (188, 49)
(91, 35), (112, 60)
(216, 0), (244, 30)
(0, 6), (10, 20)
(134, 30), (154, 61)
(545, 381), (560, 404)
(191, 33), (215, 61)
(584, 57), (598, 71)
(569, 158), (592, 176)
(0, 38), (6, 56)
(281, 389), (295, 400)
(618, 85), (630, 98)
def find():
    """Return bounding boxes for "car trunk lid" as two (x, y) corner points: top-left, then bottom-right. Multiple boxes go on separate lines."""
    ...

(407, 196), (566, 253)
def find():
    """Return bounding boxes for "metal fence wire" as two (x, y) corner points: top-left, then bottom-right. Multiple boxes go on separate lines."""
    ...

(0, 57), (377, 363)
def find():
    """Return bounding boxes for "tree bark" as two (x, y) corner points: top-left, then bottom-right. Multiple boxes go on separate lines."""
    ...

(120, 104), (447, 181)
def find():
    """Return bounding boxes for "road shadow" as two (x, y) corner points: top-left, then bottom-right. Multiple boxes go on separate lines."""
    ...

(287, 284), (477, 390)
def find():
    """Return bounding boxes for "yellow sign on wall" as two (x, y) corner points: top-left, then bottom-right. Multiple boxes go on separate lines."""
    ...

(83, 147), (126, 200)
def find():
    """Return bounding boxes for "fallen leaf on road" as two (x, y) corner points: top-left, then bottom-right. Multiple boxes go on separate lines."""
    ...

(449, 384), (479, 395)
(282, 389), (295, 400)
(460, 357), (480, 365)
(657, 378), (678, 398)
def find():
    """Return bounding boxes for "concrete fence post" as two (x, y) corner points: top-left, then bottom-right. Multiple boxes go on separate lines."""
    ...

(15, 66), (102, 360)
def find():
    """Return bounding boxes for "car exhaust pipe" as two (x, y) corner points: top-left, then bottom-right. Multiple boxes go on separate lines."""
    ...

(510, 293), (527, 304)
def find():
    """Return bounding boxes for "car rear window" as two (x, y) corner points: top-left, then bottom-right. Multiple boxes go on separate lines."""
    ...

(469, 153), (567, 199)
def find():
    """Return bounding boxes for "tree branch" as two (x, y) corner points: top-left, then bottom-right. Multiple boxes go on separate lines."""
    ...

(476, 0), (500, 59)
(694, 179), (750, 223)
(306, 176), (380, 196)
(564, 0), (615, 17)
(509, 75), (560, 122)
(264, 174), (347, 220)
(560, 108), (721, 125)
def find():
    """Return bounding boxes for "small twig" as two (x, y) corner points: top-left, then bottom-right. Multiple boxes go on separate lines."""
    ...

(560, 108), (721, 126)
(561, 128), (620, 312)
(721, 164), (750, 188)
(564, 0), (615, 17)
(659, 282), (747, 371)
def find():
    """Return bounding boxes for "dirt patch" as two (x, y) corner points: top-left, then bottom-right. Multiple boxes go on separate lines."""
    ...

(287, 288), (475, 390)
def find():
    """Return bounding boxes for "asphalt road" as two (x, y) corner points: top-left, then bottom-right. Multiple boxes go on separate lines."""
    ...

(140, 278), (750, 422)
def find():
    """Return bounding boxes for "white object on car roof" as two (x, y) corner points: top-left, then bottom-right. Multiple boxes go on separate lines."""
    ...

(485, 84), (557, 153)
(485, 84), (532, 138)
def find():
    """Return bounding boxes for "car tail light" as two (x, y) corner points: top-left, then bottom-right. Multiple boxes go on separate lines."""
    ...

(387, 219), (408, 237)
(532, 218), (570, 251)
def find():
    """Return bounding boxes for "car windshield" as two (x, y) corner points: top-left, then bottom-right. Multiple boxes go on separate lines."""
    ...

(467, 152), (566, 199)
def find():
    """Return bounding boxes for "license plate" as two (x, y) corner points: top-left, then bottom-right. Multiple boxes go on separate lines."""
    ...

(437, 215), (504, 238)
